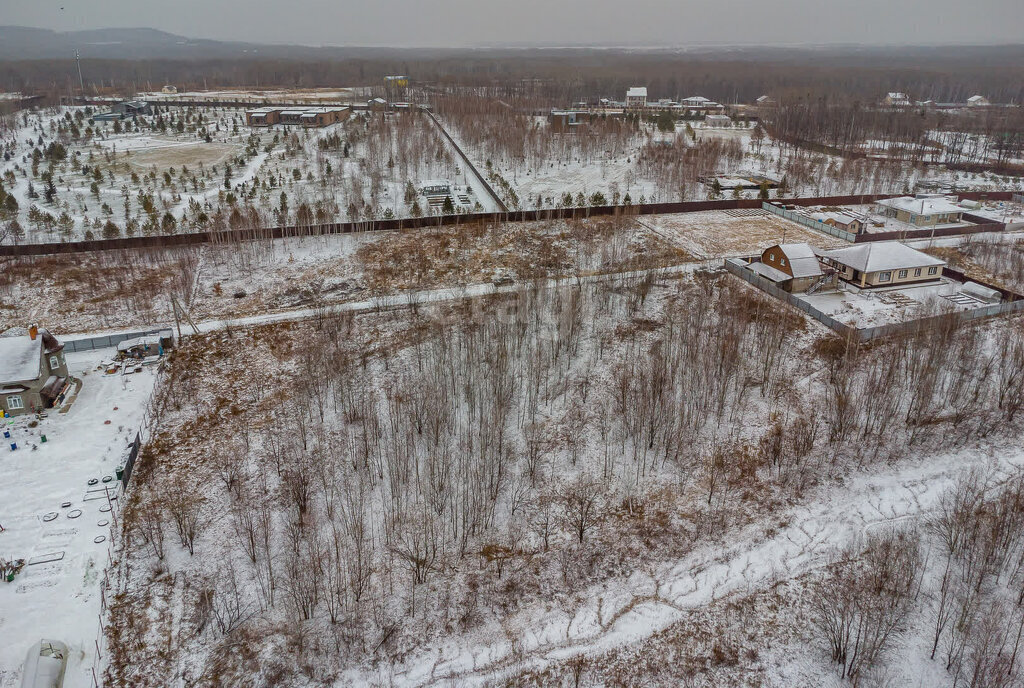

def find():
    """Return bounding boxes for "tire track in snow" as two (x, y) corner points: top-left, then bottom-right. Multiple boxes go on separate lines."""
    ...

(395, 444), (1023, 687)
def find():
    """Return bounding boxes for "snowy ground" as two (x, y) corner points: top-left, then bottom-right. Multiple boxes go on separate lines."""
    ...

(640, 210), (847, 259)
(136, 88), (368, 103)
(0, 349), (158, 688)
(798, 277), (989, 328)
(393, 437), (1022, 687)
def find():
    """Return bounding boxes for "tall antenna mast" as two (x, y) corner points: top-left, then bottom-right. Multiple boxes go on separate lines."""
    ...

(74, 49), (84, 93)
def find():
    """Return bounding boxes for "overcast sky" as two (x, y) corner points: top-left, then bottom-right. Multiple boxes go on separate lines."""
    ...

(5, 0), (1023, 47)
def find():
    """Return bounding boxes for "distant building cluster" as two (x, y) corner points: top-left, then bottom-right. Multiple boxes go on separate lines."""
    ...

(618, 87), (726, 113)
(884, 91), (995, 109)
(245, 106), (350, 127)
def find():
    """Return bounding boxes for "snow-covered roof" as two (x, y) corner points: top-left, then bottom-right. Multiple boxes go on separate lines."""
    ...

(789, 257), (824, 279)
(0, 335), (42, 383)
(813, 211), (864, 227)
(775, 243), (816, 261)
(117, 335), (162, 352)
(877, 196), (963, 216)
(772, 243), (823, 278)
(626, 87), (647, 98)
(683, 96), (711, 103)
(887, 92), (908, 99)
(967, 95), (988, 103)
(821, 242), (945, 274)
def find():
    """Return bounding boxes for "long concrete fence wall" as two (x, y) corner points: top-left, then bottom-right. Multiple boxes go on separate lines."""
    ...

(1, 192), (1015, 257)
(62, 329), (169, 353)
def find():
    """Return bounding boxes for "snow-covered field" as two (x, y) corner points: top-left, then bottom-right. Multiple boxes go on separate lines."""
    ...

(139, 88), (366, 103)
(0, 348), (158, 688)
(640, 210), (847, 259)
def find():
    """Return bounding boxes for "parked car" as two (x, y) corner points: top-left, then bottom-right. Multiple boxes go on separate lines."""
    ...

(21, 640), (67, 688)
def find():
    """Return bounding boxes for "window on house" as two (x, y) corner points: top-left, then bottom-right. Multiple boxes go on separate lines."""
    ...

(879, 271), (892, 282)
(780, 258), (786, 267)
(914, 268), (922, 277)
(898, 269), (908, 279)
(928, 267), (938, 275)
(49, 356), (59, 370)
(7, 395), (23, 410)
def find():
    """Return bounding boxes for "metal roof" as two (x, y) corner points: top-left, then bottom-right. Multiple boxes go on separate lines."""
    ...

(0, 335), (41, 383)
(821, 242), (946, 274)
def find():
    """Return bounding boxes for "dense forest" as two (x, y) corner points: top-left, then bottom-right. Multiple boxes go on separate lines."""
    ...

(2, 44), (1024, 106)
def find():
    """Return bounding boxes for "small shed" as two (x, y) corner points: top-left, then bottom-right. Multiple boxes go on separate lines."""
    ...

(117, 335), (164, 359)
(962, 282), (1001, 303)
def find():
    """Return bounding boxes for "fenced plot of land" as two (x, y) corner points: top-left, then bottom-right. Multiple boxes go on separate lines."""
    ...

(641, 211), (848, 259)
(0, 349), (158, 688)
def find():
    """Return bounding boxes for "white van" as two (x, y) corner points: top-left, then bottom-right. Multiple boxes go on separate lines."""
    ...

(20, 640), (68, 688)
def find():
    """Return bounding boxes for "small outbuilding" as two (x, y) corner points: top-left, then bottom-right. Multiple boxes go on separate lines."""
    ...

(116, 335), (165, 360)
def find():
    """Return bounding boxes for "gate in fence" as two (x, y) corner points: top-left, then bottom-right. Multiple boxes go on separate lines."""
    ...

(120, 432), (141, 491)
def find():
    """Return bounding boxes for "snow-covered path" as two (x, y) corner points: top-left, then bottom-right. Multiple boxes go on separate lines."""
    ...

(61, 258), (723, 341)
(387, 442), (1021, 686)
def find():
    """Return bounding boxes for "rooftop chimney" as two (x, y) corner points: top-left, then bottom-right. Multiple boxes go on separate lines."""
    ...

(28, 324), (38, 341)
